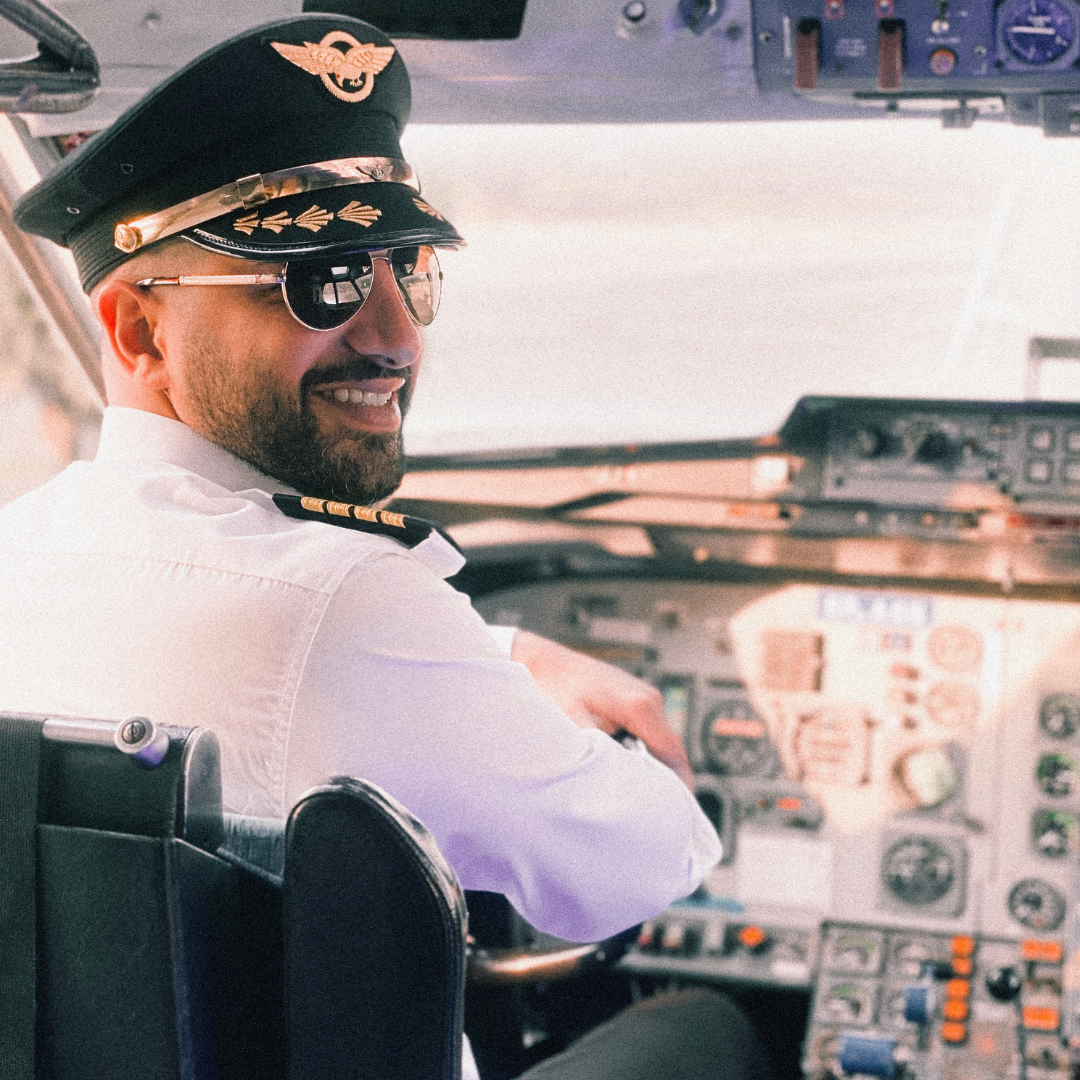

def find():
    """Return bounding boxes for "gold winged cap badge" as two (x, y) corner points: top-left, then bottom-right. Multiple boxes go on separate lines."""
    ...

(271, 32), (395, 103)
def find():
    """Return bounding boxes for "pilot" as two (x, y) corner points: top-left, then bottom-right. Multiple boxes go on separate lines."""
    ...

(1, 15), (769, 1080)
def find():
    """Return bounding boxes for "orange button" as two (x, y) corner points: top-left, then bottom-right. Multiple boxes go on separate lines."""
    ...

(1021, 939), (1064, 963)
(943, 999), (969, 1021)
(951, 935), (975, 958)
(737, 925), (768, 951)
(776, 796), (802, 812)
(1022, 1006), (1060, 1032)
(945, 979), (971, 999)
(951, 957), (973, 976)
(941, 1021), (967, 1044)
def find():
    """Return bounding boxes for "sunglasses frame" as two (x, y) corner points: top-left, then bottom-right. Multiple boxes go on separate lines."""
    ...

(134, 246), (441, 330)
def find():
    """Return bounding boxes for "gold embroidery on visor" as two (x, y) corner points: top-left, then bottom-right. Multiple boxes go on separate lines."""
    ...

(112, 155), (418, 253)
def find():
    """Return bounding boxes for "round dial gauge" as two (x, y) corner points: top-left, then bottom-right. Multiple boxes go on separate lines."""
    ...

(1000, 0), (1076, 63)
(882, 836), (955, 906)
(1037, 752), (1078, 797)
(1039, 694), (1080, 739)
(1007, 877), (1066, 930)
(1032, 808), (1079, 857)
(702, 700), (773, 776)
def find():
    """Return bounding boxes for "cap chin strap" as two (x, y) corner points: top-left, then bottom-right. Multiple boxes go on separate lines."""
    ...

(113, 156), (419, 254)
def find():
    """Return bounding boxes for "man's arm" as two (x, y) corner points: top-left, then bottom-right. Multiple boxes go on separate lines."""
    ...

(509, 630), (694, 788)
(284, 550), (720, 943)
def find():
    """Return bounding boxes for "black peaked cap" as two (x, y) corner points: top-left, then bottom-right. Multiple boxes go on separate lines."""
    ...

(14, 14), (463, 291)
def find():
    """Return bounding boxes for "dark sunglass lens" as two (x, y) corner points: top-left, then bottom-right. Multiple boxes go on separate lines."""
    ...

(283, 257), (374, 330)
(392, 245), (441, 326)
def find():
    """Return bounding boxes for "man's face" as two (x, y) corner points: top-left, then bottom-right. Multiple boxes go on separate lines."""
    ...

(151, 245), (424, 504)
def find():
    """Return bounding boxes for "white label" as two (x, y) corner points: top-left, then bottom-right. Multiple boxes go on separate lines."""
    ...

(587, 617), (652, 645)
(818, 588), (933, 629)
(771, 959), (812, 983)
(835, 37), (868, 57)
(736, 834), (834, 912)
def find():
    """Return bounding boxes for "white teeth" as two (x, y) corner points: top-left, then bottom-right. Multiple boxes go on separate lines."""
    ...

(321, 387), (394, 406)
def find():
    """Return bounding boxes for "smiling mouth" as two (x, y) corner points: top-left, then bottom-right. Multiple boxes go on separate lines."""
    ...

(306, 375), (408, 432)
(314, 387), (395, 406)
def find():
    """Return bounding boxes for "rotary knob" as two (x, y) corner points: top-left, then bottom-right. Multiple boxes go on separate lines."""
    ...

(985, 966), (1022, 1002)
(913, 429), (956, 464)
(850, 426), (886, 459)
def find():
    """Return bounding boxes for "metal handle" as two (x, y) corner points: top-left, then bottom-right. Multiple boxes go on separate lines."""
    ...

(467, 942), (604, 985)
(42, 715), (170, 767)
(0, 0), (99, 113)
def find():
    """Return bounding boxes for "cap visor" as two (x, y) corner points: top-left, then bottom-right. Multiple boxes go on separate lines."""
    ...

(184, 181), (462, 260)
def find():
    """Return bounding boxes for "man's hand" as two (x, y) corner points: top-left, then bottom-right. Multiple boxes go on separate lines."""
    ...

(511, 629), (694, 789)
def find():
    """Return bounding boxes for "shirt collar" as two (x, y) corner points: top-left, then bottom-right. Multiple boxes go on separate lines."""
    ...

(94, 406), (299, 496)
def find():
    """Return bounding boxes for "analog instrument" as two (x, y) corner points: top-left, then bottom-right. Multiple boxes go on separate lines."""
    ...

(882, 836), (955, 906)
(1031, 808), (1079, 857)
(1007, 878), (1066, 930)
(1037, 751), (1078, 797)
(1000, 0), (1076, 63)
(1039, 694), (1080, 739)
(702, 700), (774, 776)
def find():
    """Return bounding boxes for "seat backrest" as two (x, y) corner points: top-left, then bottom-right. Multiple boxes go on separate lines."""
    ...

(285, 778), (468, 1080)
(0, 713), (466, 1080)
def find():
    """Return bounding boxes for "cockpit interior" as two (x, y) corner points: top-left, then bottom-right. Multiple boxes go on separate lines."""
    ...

(4, 1), (1080, 1079)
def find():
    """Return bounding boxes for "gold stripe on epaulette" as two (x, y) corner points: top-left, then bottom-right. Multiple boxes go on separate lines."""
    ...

(301, 496), (326, 513)
(353, 505), (379, 522)
(380, 511), (406, 529)
(326, 501), (351, 516)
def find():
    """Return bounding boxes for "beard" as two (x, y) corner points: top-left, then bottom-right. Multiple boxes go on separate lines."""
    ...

(182, 336), (411, 505)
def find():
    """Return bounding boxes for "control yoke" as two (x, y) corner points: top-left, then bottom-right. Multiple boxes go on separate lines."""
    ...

(468, 925), (639, 985)
(0, 0), (98, 113)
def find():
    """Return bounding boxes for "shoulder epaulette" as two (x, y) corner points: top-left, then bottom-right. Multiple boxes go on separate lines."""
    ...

(273, 493), (459, 552)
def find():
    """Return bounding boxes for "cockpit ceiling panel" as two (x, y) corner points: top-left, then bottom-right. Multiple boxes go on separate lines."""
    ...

(10, 0), (1080, 132)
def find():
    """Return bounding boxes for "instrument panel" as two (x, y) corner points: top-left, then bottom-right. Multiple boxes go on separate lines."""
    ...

(473, 576), (1080, 1080)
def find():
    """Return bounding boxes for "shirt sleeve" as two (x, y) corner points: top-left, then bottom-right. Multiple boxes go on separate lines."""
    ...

(284, 550), (721, 943)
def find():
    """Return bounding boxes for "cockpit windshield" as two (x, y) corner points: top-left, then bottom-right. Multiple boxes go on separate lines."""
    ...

(402, 119), (1080, 454)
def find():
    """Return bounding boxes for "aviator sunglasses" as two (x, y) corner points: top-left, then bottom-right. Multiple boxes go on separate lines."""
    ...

(135, 245), (442, 330)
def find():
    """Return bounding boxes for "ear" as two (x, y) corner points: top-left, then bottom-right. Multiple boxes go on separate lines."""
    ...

(93, 278), (170, 390)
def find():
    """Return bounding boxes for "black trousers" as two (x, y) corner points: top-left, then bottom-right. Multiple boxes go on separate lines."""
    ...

(516, 989), (775, 1080)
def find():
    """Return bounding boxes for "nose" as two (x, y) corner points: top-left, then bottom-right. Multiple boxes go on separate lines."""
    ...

(341, 255), (422, 370)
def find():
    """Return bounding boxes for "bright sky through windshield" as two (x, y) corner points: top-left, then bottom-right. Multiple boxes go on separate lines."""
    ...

(400, 119), (1080, 455)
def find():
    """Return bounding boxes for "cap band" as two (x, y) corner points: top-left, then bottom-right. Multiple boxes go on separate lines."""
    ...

(113, 155), (418, 253)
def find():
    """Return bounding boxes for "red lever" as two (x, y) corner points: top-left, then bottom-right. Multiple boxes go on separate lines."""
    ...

(878, 20), (903, 90)
(795, 20), (821, 90)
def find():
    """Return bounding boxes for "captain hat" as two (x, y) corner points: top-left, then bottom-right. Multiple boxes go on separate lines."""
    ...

(13, 14), (464, 292)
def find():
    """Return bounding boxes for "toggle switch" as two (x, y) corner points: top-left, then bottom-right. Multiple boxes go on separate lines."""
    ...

(737, 924), (770, 952)
(942, 999), (968, 1021)
(878, 20), (904, 90)
(903, 983), (936, 1024)
(838, 1033), (896, 1078)
(795, 20), (821, 90)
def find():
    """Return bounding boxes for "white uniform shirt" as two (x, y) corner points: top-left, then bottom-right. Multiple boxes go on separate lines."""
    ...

(0, 406), (720, 943)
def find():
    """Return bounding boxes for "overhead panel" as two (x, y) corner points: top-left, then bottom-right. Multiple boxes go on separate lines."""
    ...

(2, 0), (1080, 133)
